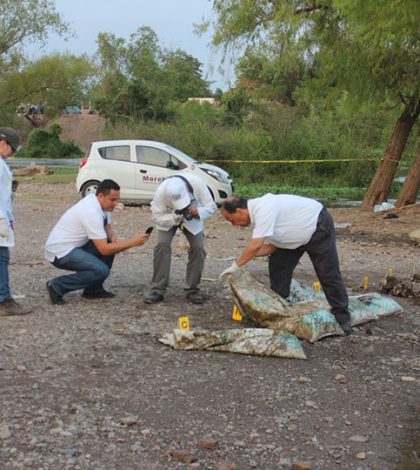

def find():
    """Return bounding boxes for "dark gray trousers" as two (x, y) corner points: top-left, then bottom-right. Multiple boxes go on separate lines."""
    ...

(149, 226), (206, 295)
(268, 208), (350, 323)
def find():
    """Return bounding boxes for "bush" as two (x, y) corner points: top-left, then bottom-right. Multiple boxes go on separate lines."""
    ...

(22, 124), (83, 159)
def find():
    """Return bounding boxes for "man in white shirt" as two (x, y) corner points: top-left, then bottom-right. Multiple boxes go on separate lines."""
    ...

(219, 194), (353, 335)
(0, 127), (32, 316)
(45, 179), (150, 305)
(143, 173), (217, 305)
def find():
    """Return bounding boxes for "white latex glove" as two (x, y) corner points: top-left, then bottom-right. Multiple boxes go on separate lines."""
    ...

(219, 262), (240, 281)
(0, 219), (9, 239)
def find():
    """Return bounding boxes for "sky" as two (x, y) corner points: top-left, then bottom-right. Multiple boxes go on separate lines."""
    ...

(26, 0), (234, 91)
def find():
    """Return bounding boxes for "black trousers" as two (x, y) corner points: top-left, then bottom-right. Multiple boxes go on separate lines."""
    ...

(268, 208), (350, 323)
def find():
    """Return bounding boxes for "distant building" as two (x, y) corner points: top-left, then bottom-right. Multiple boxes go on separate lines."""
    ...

(187, 97), (217, 105)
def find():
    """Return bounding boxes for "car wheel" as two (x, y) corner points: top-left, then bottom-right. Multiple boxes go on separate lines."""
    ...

(81, 181), (100, 198)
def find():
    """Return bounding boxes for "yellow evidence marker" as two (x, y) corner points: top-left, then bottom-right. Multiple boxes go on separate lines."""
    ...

(313, 281), (321, 292)
(178, 316), (190, 331)
(387, 267), (394, 276)
(232, 305), (243, 321)
(363, 276), (369, 290)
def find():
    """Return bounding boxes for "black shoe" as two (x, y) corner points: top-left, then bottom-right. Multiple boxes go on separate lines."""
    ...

(186, 291), (205, 305)
(46, 281), (65, 305)
(338, 321), (353, 335)
(143, 292), (164, 304)
(82, 289), (116, 299)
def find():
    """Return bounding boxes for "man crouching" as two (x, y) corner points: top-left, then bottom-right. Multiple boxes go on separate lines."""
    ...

(45, 179), (150, 305)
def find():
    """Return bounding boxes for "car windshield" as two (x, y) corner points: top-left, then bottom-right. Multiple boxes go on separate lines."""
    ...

(163, 144), (201, 164)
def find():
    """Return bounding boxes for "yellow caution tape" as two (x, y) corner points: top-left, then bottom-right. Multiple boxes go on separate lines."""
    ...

(204, 158), (377, 164)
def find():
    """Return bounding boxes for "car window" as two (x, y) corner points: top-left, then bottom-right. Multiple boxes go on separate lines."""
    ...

(136, 146), (186, 169)
(98, 146), (131, 162)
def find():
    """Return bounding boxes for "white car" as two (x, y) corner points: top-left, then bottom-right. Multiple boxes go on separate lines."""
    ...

(76, 140), (234, 204)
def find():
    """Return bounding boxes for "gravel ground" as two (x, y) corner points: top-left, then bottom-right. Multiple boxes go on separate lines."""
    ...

(1, 182), (419, 470)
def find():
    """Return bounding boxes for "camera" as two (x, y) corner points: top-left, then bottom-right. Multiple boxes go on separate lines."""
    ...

(175, 199), (197, 221)
(175, 206), (194, 221)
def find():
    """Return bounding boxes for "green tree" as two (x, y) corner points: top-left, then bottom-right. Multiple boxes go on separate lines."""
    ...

(0, 0), (72, 124)
(0, 0), (69, 70)
(208, 0), (420, 208)
(93, 27), (210, 122)
(0, 53), (95, 126)
(162, 49), (210, 101)
(24, 123), (83, 158)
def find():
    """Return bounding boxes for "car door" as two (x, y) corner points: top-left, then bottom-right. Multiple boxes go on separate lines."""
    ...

(96, 144), (137, 198)
(135, 145), (187, 199)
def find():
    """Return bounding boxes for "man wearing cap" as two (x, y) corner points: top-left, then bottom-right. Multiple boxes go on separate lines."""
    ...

(0, 127), (32, 316)
(144, 173), (217, 304)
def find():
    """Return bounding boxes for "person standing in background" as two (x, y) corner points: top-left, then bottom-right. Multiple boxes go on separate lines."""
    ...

(0, 127), (32, 316)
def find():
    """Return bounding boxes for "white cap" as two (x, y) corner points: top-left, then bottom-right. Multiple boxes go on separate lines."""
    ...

(165, 178), (191, 210)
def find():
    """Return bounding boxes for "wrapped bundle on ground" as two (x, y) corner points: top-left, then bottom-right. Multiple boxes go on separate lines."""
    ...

(228, 270), (403, 342)
(228, 270), (342, 341)
(159, 328), (307, 359)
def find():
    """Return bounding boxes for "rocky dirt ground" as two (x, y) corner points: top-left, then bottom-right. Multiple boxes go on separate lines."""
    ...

(1, 181), (419, 470)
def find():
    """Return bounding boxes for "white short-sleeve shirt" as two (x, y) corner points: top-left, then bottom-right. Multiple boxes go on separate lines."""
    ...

(248, 194), (323, 249)
(44, 194), (111, 261)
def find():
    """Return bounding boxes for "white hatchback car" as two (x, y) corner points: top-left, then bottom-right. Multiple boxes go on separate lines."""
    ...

(76, 140), (234, 204)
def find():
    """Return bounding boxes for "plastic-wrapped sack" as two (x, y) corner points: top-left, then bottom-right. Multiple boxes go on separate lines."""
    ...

(275, 309), (343, 342)
(159, 328), (306, 359)
(229, 270), (292, 324)
(353, 292), (403, 318)
(228, 270), (403, 342)
(289, 280), (403, 324)
(228, 270), (342, 341)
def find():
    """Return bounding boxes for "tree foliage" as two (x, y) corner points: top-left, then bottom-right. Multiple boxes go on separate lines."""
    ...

(0, 0), (69, 71)
(208, 0), (420, 207)
(93, 26), (211, 122)
(0, 0), (84, 125)
(22, 123), (83, 158)
(0, 54), (94, 114)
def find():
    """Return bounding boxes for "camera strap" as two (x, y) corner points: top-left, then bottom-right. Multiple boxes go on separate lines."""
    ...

(166, 175), (194, 196)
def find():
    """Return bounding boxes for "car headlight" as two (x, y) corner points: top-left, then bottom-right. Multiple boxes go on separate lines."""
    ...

(201, 168), (230, 184)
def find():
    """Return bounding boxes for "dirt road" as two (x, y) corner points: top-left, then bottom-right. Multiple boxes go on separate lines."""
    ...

(1, 182), (419, 469)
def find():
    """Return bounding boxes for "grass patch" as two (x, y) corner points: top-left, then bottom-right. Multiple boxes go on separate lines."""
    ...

(235, 183), (366, 204)
(15, 167), (78, 185)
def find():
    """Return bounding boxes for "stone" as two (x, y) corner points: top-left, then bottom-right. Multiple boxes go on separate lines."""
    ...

(349, 435), (368, 443)
(408, 229), (420, 245)
(198, 438), (218, 450)
(216, 464), (237, 470)
(334, 373), (347, 384)
(292, 461), (312, 470)
(298, 376), (311, 383)
(400, 376), (416, 382)
(0, 426), (12, 440)
(233, 440), (246, 448)
(168, 449), (196, 464)
(120, 416), (138, 426)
